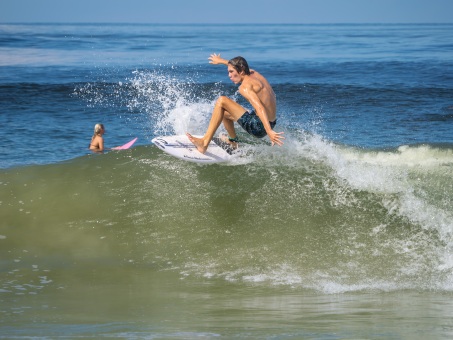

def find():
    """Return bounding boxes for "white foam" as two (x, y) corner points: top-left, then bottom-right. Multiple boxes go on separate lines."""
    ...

(127, 70), (219, 137)
(293, 134), (453, 231)
(278, 134), (453, 290)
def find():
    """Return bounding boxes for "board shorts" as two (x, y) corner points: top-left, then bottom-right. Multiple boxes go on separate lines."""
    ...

(237, 110), (277, 138)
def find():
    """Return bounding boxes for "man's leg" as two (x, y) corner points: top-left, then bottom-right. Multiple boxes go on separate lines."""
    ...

(222, 118), (237, 140)
(187, 96), (245, 154)
(220, 117), (239, 149)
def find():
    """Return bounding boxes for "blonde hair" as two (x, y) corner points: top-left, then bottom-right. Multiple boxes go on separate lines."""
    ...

(94, 123), (104, 136)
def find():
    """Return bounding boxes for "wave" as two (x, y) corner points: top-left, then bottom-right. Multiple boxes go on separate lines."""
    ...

(150, 136), (453, 293)
(2, 131), (453, 294)
(3, 68), (453, 294)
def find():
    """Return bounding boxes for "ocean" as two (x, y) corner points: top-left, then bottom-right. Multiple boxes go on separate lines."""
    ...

(1, 23), (453, 339)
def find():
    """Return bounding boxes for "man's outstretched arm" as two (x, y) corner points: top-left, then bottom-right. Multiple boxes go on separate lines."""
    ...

(208, 53), (228, 65)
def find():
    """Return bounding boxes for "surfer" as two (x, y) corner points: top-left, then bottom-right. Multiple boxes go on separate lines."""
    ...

(89, 123), (105, 152)
(186, 54), (284, 153)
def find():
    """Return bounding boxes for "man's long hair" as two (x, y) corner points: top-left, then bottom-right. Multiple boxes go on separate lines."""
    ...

(228, 56), (251, 75)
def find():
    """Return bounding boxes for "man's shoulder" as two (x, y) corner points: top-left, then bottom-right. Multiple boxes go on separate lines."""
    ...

(239, 77), (261, 93)
(246, 73), (265, 84)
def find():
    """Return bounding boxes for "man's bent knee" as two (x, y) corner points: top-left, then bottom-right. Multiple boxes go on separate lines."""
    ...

(216, 96), (232, 107)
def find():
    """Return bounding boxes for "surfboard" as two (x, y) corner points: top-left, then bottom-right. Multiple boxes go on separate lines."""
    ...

(152, 135), (236, 164)
(111, 137), (138, 150)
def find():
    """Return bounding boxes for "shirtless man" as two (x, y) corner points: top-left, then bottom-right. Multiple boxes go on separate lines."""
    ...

(186, 54), (284, 153)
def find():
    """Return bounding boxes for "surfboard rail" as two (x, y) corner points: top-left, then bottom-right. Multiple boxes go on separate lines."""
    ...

(111, 137), (138, 150)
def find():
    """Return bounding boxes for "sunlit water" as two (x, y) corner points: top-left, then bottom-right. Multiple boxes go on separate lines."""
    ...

(1, 23), (453, 338)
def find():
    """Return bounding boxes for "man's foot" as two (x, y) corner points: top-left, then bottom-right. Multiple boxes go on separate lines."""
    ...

(186, 133), (208, 154)
(220, 133), (239, 150)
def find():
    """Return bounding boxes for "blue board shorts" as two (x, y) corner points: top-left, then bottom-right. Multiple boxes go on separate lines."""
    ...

(237, 110), (277, 138)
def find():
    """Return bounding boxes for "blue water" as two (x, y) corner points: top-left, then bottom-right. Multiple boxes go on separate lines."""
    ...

(1, 23), (453, 168)
(2, 23), (453, 339)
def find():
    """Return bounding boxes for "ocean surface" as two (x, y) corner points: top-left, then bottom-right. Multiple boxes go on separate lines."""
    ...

(1, 23), (453, 339)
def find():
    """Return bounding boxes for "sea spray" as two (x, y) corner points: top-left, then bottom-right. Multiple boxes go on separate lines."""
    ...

(74, 67), (230, 138)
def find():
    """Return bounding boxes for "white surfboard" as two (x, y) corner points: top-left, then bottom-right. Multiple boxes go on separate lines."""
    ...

(152, 135), (236, 164)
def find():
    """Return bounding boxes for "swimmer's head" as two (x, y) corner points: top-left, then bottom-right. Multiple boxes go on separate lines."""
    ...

(94, 123), (105, 135)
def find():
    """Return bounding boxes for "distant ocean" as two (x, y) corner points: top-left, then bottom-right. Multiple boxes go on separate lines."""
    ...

(1, 23), (453, 339)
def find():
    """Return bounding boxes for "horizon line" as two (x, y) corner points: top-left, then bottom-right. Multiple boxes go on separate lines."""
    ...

(1, 21), (452, 25)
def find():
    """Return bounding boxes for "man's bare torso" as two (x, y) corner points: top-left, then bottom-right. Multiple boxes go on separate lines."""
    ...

(240, 70), (277, 122)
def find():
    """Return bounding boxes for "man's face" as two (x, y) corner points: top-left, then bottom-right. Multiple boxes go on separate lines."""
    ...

(228, 65), (243, 84)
